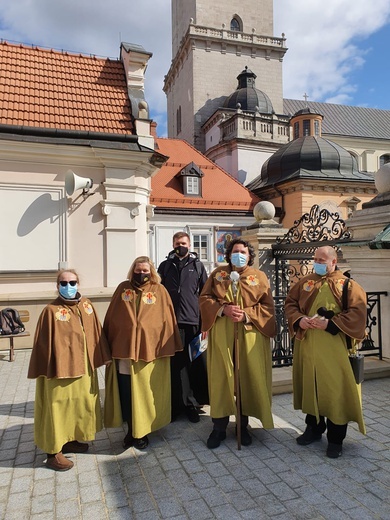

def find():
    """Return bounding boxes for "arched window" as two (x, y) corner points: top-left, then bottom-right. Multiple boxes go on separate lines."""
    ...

(293, 121), (299, 139)
(230, 17), (241, 32)
(380, 154), (390, 167)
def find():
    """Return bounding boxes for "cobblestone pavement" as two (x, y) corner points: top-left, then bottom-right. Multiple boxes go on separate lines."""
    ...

(1, 351), (389, 520)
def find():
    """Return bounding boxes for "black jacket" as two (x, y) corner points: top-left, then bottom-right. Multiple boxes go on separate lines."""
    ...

(158, 252), (208, 326)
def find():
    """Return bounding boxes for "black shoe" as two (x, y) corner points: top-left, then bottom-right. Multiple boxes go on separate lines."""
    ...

(123, 432), (134, 449)
(326, 442), (342, 458)
(186, 406), (200, 423)
(296, 426), (323, 446)
(133, 436), (149, 450)
(235, 426), (252, 446)
(207, 430), (226, 449)
(241, 428), (252, 446)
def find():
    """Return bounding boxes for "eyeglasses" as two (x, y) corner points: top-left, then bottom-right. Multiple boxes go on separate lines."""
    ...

(59, 280), (77, 287)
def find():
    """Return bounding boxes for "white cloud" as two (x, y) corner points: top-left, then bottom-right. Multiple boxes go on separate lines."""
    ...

(274, 0), (390, 104)
(0, 0), (171, 134)
(0, 0), (389, 134)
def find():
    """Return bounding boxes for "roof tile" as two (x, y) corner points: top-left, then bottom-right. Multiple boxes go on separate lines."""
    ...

(0, 41), (134, 134)
(151, 138), (259, 212)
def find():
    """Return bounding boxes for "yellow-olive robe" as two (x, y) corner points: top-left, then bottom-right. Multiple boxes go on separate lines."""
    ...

(103, 280), (182, 437)
(285, 271), (367, 434)
(28, 295), (111, 454)
(199, 265), (276, 427)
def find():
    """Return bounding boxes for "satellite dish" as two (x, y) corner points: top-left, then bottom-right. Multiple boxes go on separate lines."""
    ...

(65, 170), (93, 196)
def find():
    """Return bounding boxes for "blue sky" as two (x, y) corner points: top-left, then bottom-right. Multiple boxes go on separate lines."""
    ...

(1, 0), (390, 136)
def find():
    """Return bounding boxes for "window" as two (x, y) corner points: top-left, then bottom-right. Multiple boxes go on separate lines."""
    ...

(230, 17), (241, 32)
(380, 154), (390, 167)
(303, 119), (310, 136)
(293, 121), (299, 139)
(314, 120), (320, 136)
(177, 162), (203, 196)
(176, 106), (182, 135)
(186, 176), (199, 195)
(192, 234), (209, 261)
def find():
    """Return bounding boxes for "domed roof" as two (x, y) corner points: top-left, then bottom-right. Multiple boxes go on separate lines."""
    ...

(247, 136), (373, 192)
(223, 67), (274, 114)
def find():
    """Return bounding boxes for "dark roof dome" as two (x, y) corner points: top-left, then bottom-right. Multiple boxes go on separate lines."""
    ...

(223, 66), (274, 114)
(247, 136), (373, 192)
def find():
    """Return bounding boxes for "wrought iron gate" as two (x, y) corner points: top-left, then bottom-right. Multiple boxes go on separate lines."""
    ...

(265, 205), (385, 367)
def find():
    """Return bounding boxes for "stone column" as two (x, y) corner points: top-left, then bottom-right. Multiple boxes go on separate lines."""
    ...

(342, 163), (390, 360)
(242, 201), (288, 290)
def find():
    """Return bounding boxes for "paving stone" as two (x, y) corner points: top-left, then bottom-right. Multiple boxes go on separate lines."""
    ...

(55, 499), (81, 519)
(1, 352), (389, 520)
(156, 496), (185, 518)
(182, 497), (213, 519)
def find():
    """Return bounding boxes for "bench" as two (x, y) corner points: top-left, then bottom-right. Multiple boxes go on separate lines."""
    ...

(0, 310), (30, 362)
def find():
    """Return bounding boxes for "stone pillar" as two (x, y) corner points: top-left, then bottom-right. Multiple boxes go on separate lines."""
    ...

(342, 163), (390, 360)
(242, 201), (288, 289)
(97, 151), (161, 288)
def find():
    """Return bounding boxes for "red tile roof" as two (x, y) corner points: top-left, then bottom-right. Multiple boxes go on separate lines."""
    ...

(0, 41), (134, 134)
(152, 138), (259, 211)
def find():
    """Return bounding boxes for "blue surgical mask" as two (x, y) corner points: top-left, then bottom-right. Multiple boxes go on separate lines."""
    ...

(231, 252), (248, 268)
(59, 284), (78, 299)
(313, 262), (327, 276)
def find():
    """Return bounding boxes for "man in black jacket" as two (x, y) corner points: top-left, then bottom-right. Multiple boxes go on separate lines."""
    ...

(158, 232), (208, 422)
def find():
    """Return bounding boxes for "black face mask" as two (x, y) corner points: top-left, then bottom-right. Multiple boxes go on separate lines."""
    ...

(132, 273), (150, 287)
(174, 245), (189, 258)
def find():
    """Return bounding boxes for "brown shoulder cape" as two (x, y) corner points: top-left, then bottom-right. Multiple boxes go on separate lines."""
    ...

(103, 280), (183, 362)
(199, 265), (276, 338)
(284, 270), (367, 341)
(28, 295), (111, 379)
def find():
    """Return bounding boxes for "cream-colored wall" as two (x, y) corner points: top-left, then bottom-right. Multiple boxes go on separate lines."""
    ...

(194, 0), (274, 34)
(326, 134), (390, 174)
(0, 138), (158, 298)
(172, 0), (274, 57)
(190, 45), (283, 149)
(166, 50), (195, 141)
(266, 185), (377, 231)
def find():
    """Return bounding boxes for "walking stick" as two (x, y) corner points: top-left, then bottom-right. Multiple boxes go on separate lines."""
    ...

(230, 271), (241, 450)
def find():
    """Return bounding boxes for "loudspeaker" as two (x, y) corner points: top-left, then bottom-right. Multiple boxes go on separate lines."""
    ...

(65, 170), (93, 196)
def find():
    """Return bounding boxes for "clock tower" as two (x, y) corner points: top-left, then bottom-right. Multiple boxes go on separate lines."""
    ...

(164, 0), (287, 151)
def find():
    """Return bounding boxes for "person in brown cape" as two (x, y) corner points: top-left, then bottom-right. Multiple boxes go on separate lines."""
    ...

(103, 256), (182, 450)
(284, 246), (367, 459)
(199, 238), (276, 449)
(28, 269), (111, 471)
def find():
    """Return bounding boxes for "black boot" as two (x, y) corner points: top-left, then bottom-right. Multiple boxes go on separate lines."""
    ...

(207, 430), (226, 449)
(296, 426), (322, 445)
(326, 442), (342, 458)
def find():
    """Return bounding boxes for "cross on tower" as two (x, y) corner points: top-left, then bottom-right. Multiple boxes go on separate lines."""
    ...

(303, 93), (309, 106)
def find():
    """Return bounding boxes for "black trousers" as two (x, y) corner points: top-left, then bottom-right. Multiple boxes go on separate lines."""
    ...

(212, 415), (249, 432)
(117, 372), (131, 423)
(306, 414), (347, 444)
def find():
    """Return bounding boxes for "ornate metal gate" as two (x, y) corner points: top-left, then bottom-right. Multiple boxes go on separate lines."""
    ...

(266, 205), (385, 367)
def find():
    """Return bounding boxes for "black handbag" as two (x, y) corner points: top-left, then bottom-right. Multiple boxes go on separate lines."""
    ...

(342, 278), (364, 384)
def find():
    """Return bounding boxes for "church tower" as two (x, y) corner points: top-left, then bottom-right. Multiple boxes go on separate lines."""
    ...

(164, 0), (287, 151)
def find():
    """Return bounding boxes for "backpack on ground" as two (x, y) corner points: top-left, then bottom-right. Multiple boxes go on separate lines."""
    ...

(0, 308), (25, 335)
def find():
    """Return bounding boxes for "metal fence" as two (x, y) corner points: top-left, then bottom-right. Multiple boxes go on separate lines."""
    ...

(271, 291), (387, 367)
(267, 204), (388, 367)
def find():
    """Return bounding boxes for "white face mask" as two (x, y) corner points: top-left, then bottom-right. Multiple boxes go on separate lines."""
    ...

(313, 262), (327, 276)
(59, 283), (78, 299)
(230, 252), (248, 268)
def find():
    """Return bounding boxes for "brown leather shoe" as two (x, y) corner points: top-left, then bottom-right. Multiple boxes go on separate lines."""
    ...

(46, 453), (74, 471)
(62, 440), (89, 453)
